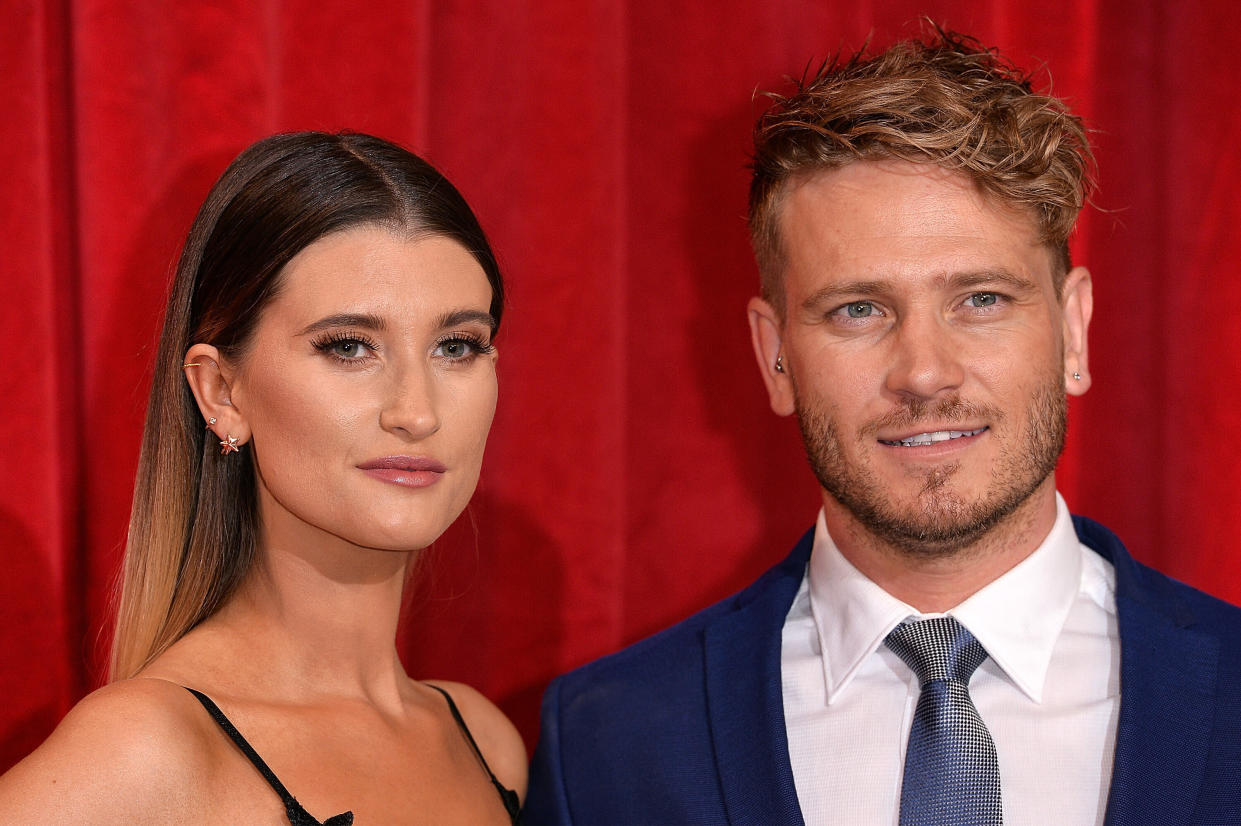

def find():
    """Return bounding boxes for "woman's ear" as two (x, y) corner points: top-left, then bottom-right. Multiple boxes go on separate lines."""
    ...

(182, 344), (250, 448)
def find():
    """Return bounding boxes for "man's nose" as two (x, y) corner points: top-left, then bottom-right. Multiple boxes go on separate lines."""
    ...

(882, 312), (966, 402)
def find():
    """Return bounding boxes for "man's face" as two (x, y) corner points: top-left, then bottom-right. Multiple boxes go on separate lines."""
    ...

(748, 160), (1091, 556)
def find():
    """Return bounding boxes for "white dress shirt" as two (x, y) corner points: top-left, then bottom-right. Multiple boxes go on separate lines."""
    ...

(782, 494), (1120, 825)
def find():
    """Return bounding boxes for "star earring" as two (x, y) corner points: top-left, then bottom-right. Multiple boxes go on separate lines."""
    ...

(219, 435), (241, 455)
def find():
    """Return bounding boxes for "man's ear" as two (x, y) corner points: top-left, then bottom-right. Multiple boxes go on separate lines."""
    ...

(747, 296), (795, 417)
(182, 343), (251, 445)
(1061, 266), (1093, 396)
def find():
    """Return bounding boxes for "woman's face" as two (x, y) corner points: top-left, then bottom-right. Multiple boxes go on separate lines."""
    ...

(226, 225), (498, 554)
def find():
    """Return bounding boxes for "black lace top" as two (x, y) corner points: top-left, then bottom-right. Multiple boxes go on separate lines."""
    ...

(185, 685), (521, 825)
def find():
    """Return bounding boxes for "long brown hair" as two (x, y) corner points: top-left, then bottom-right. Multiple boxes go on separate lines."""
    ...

(111, 132), (504, 680)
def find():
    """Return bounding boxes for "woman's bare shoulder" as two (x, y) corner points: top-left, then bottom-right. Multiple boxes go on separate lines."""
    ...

(423, 679), (528, 800)
(0, 678), (219, 824)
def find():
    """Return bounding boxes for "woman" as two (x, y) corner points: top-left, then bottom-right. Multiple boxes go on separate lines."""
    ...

(0, 132), (525, 823)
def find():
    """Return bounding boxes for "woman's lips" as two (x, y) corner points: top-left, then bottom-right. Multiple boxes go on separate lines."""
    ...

(357, 456), (447, 488)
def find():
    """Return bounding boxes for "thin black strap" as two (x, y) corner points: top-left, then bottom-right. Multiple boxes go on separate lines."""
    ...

(184, 687), (353, 826)
(184, 687), (297, 803)
(426, 684), (522, 824)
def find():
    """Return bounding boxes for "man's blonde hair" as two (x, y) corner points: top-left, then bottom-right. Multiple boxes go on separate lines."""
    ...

(749, 27), (1095, 309)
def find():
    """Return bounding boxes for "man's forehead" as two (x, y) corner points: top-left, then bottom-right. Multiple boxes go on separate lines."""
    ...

(775, 161), (1052, 277)
(781, 161), (1033, 230)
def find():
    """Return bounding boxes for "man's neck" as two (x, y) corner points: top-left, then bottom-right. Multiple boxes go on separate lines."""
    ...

(823, 479), (1060, 613)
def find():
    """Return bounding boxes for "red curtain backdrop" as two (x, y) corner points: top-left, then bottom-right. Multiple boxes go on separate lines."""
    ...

(4, 0), (1241, 769)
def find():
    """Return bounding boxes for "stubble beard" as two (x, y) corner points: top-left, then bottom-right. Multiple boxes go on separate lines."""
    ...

(795, 372), (1068, 559)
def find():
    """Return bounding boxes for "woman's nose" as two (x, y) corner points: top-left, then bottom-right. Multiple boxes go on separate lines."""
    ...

(378, 364), (441, 440)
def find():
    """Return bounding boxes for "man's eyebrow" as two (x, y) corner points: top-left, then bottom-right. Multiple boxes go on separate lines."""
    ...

(946, 269), (1038, 292)
(800, 281), (889, 311)
(434, 309), (497, 334)
(296, 313), (387, 336)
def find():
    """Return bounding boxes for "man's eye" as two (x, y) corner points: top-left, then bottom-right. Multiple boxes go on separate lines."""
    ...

(844, 301), (875, 318)
(966, 293), (999, 308)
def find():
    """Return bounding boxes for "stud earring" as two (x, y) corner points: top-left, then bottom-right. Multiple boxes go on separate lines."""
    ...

(775, 354), (785, 374)
(1072, 371), (1082, 381)
(206, 417), (217, 429)
(219, 435), (241, 455)
(182, 362), (201, 368)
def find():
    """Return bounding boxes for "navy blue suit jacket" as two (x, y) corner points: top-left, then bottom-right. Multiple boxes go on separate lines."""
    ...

(526, 517), (1241, 825)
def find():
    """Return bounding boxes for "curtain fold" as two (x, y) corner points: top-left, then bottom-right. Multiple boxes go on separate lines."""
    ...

(0, 0), (84, 763)
(3, 0), (1239, 768)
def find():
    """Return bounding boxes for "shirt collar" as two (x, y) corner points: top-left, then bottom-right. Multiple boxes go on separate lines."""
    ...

(808, 493), (1083, 704)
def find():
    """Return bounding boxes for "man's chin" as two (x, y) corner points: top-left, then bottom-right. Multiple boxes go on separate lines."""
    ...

(870, 515), (1002, 558)
(832, 484), (1034, 559)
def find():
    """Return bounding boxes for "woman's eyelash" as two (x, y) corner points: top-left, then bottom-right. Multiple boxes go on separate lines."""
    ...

(310, 330), (379, 360)
(310, 329), (495, 361)
(433, 332), (496, 363)
(437, 332), (496, 355)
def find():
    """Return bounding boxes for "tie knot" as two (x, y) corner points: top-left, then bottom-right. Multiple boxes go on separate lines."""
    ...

(885, 616), (988, 686)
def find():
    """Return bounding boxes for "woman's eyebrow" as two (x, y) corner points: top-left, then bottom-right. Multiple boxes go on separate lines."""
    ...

(297, 309), (496, 337)
(434, 309), (497, 334)
(296, 312), (387, 336)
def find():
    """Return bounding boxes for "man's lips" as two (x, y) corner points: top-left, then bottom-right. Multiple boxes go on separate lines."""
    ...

(878, 426), (989, 447)
(357, 456), (447, 487)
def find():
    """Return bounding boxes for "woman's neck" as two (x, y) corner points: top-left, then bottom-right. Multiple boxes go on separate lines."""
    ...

(173, 506), (418, 710)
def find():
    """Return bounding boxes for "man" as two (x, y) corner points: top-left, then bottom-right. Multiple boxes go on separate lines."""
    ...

(525, 30), (1241, 826)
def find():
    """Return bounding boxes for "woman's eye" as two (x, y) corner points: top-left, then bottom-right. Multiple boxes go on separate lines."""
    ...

(440, 340), (471, 359)
(312, 334), (377, 362)
(965, 293), (1000, 308)
(330, 339), (369, 358)
(435, 336), (491, 360)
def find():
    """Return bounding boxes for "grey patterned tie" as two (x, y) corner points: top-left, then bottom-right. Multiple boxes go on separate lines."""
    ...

(885, 616), (1004, 826)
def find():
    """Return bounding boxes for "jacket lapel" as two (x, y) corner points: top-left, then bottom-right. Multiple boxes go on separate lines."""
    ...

(703, 531), (812, 826)
(697, 517), (1221, 824)
(1075, 518), (1220, 826)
